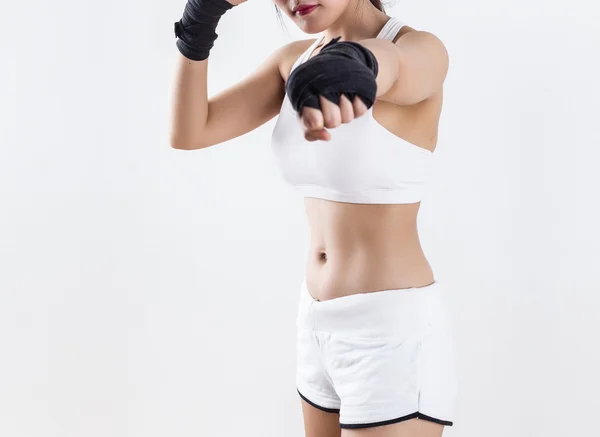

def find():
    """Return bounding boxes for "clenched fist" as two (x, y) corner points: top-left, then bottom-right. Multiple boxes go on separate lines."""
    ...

(300, 94), (369, 142)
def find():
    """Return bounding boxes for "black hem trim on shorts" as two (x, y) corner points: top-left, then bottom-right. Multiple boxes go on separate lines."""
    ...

(417, 412), (454, 426)
(297, 389), (341, 414)
(297, 389), (453, 428)
(339, 412), (453, 429)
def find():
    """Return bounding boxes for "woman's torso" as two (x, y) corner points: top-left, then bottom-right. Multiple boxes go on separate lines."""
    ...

(277, 18), (444, 301)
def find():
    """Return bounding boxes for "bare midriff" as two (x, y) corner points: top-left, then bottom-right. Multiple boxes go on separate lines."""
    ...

(303, 197), (435, 302)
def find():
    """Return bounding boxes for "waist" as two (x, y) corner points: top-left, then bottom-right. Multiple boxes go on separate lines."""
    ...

(297, 277), (445, 337)
(304, 196), (422, 250)
(303, 197), (433, 300)
(306, 252), (434, 301)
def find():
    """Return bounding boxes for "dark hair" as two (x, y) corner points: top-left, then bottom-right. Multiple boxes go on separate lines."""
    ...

(275, 0), (386, 27)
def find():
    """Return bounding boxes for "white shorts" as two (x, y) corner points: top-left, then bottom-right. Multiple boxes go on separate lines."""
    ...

(295, 277), (457, 429)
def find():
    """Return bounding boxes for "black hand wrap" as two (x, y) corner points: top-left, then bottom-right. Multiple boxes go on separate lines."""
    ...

(174, 0), (234, 61)
(285, 37), (379, 116)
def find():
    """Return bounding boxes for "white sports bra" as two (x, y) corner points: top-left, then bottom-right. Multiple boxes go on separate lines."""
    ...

(270, 17), (435, 205)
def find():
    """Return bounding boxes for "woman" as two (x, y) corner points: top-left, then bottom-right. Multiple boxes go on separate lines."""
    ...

(171, 0), (457, 435)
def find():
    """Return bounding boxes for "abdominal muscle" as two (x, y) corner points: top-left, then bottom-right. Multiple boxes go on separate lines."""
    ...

(303, 197), (435, 301)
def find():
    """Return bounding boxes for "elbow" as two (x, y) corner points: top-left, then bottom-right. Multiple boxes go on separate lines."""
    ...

(170, 139), (192, 150)
(169, 135), (203, 151)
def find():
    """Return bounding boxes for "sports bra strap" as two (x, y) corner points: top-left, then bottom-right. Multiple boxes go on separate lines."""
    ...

(377, 17), (407, 41)
(289, 17), (407, 73)
(290, 37), (323, 72)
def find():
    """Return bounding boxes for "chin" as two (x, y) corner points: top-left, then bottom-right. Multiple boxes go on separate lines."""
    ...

(296, 23), (326, 34)
(292, 17), (330, 34)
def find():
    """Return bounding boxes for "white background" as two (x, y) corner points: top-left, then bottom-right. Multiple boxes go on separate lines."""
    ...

(1, 0), (599, 436)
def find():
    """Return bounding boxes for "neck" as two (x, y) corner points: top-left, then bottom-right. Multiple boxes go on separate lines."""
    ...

(322, 0), (389, 43)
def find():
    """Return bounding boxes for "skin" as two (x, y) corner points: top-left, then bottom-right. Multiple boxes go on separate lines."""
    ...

(170, 0), (449, 435)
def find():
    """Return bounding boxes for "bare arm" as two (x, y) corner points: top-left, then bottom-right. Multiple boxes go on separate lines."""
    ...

(359, 30), (449, 106)
(170, 45), (287, 150)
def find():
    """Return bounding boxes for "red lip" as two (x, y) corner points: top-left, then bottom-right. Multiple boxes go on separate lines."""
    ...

(293, 4), (318, 14)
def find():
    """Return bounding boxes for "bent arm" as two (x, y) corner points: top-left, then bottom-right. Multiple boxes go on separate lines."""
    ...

(358, 30), (449, 105)
(170, 45), (287, 150)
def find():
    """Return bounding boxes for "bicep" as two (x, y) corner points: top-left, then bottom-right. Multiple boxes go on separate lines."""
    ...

(380, 30), (449, 106)
(199, 47), (287, 149)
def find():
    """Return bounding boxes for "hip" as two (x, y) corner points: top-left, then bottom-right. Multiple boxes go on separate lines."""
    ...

(296, 276), (451, 339)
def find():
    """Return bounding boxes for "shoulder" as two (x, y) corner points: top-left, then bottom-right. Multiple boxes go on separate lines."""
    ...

(393, 25), (448, 61)
(392, 23), (418, 43)
(274, 38), (319, 82)
(391, 25), (449, 98)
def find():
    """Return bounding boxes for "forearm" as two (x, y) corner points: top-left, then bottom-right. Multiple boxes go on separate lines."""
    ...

(170, 55), (209, 149)
(357, 38), (399, 97)
(170, 0), (234, 149)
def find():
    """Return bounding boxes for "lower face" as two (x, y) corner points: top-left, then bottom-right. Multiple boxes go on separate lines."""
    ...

(275, 1), (346, 34)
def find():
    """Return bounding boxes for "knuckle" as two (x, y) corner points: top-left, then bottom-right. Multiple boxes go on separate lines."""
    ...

(339, 97), (352, 122)
(303, 115), (318, 130)
(323, 109), (341, 128)
(353, 99), (367, 116)
(324, 116), (338, 129)
(344, 108), (355, 123)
